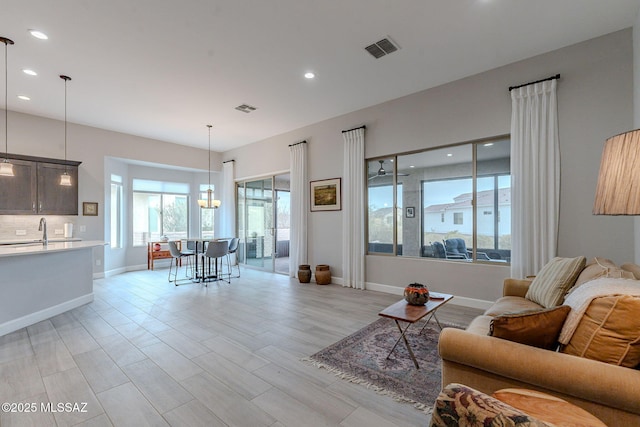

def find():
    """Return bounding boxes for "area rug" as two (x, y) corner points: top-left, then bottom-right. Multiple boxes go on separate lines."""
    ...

(304, 317), (462, 413)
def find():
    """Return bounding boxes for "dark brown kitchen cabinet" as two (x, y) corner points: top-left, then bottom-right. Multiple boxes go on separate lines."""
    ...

(0, 153), (81, 215)
(0, 159), (37, 214)
(37, 162), (79, 215)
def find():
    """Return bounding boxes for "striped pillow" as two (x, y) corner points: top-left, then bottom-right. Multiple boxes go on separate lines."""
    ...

(525, 257), (586, 308)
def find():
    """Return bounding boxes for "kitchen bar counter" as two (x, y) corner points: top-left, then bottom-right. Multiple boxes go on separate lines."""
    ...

(0, 239), (104, 258)
(0, 240), (106, 336)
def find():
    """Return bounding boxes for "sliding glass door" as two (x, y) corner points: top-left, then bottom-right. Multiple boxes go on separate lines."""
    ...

(236, 174), (290, 274)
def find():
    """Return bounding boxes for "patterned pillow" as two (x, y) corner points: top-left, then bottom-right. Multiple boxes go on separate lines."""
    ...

(430, 383), (551, 427)
(489, 306), (571, 350)
(526, 257), (586, 308)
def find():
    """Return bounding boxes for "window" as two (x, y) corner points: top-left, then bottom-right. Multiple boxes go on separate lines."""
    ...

(367, 136), (510, 262)
(132, 179), (189, 246)
(453, 212), (464, 225)
(367, 158), (402, 254)
(110, 174), (123, 249)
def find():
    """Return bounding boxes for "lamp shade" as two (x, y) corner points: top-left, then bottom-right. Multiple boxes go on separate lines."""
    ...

(0, 159), (13, 176)
(593, 129), (640, 215)
(198, 188), (220, 209)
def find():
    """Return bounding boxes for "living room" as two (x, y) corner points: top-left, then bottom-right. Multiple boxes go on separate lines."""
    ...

(1, 2), (640, 426)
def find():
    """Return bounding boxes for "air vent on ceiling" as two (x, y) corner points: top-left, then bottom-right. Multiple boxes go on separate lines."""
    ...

(235, 104), (257, 113)
(365, 37), (399, 59)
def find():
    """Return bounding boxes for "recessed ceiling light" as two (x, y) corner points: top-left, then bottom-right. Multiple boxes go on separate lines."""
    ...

(409, 165), (415, 168)
(17, 95), (30, 101)
(447, 153), (453, 157)
(23, 69), (37, 76)
(304, 72), (315, 79)
(483, 142), (494, 147)
(29, 30), (48, 40)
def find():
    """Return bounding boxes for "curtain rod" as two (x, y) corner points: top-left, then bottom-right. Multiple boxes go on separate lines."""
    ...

(509, 74), (560, 91)
(222, 159), (235, 163)
(288, 140), (307, 147)
(341, 125), (366, 133)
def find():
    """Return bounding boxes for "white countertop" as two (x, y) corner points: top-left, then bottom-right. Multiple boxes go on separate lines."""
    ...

(0, 240), (107, 258)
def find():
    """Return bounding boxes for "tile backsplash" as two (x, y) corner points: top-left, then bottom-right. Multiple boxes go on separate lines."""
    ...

(0, 215), (78, 241)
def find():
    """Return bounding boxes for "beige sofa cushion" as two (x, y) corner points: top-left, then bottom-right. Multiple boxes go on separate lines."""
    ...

(484, 296), (543, 317)
(526, 256), (586, 308)
(562, 295), (640, 367)
(465, 315), (493, 335)
(489, 306), (571, 350)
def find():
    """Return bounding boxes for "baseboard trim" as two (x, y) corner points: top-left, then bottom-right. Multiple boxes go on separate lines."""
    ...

(0, 293), (94, 336)
(366, 281), (493, 310)
(104, 264), (148, 277)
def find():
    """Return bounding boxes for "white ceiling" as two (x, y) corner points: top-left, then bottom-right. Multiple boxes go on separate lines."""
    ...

(2, 0), (639, 152)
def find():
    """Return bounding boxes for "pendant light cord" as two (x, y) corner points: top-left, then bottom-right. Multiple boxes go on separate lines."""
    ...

(207, 124), (212, 187)
(60, 75), (72, 173)
(64, 78), (67, 161)
(3, 39), (8, 160)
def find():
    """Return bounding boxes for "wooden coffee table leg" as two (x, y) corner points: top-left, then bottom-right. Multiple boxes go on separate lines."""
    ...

(387, 320), (420, 369)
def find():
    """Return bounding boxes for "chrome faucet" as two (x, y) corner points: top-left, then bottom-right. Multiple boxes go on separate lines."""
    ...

(38, 217), (48, 245)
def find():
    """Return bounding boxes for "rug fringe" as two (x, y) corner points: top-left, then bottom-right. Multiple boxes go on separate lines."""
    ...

(301, 356), (434, 415)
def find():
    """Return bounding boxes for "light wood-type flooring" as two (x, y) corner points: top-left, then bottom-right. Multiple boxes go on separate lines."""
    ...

(0, 267), (482, 427)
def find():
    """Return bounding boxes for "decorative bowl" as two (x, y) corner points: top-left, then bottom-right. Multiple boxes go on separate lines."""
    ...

(404, 283), (430, 305)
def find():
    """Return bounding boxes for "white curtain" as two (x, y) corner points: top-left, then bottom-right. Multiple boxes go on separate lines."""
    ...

(220, 161), (236, 238)
(342, 127), (366, 289)
(289, 142), (308, 277)
(510, 80), (559, 278)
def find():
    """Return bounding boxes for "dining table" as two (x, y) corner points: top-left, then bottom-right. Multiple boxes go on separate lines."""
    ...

(184, 237), (232, 283)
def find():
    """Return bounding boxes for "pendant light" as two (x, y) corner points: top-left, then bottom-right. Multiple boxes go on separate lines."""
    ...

(59, 75), (72, 186)
(198, 124), (221, 209)
(0, 36), (14, 177)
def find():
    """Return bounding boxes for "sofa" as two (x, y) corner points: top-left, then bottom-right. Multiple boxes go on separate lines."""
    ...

(438, 256), (640, 426)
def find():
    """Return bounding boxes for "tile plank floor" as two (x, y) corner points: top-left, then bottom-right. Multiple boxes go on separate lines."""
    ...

(0, 268), (482, 427)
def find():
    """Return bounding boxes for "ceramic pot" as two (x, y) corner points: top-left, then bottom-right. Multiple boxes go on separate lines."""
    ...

(298, 265), (311, 283)
(154, 243), (162, 251)
(404, 283), (429, 305)
(315, 264), (331, 285)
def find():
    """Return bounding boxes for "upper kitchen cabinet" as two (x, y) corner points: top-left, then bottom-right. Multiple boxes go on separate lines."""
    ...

(0, 153), (81, 215)
(37, 162), (79, 215)
(0, 158), (37, 214)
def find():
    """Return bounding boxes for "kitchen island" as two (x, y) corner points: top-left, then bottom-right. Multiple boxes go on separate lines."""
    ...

(0, 240), (106, 336)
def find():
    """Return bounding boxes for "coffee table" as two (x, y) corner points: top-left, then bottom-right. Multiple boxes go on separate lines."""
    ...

(378, 292), (453, 369)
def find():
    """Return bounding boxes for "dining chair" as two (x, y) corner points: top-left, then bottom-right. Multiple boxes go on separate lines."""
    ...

(168, 241), (195, 285)
(227, 237), (240, 279)
(202, 240), (230, 285)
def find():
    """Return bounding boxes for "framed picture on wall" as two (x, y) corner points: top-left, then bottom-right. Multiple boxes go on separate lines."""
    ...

(406, 206), (415, 218)
(83, 202), (98, 216)
(310, 178), (341, 211)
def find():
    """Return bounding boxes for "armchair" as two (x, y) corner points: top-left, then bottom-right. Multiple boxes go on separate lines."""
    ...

(444, 238), (490, 260)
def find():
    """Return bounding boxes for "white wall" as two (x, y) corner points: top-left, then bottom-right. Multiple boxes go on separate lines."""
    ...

(2, 112), (223, 275)
(224, 29), (634, 304)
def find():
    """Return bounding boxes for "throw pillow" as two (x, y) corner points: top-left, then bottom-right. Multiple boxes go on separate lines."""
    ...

(621, 262), (640, 280)
(562, 295), (640, 367)
(569, 257), (634, 295)
(489, 305), (571, 350)
(525, 256), (586, 308)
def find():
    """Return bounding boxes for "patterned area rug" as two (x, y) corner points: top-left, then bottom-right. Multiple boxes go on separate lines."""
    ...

(304, 317), (461, 413)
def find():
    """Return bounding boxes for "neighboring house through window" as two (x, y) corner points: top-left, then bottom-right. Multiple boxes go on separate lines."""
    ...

(367, 136), (511, 262)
